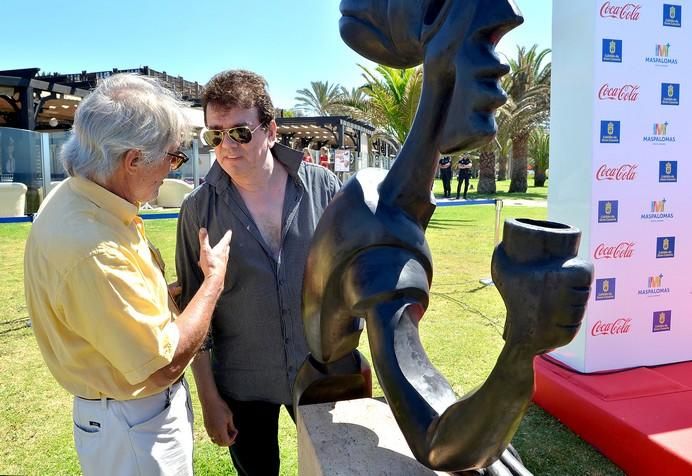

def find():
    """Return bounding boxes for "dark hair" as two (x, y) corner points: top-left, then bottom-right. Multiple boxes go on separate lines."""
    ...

(202, 70), (274, 126)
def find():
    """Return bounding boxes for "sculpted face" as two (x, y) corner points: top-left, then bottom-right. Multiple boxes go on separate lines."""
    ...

(339, 0), (523, 152)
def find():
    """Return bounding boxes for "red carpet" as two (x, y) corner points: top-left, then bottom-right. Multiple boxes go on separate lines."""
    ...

(533, 356), (692, 475)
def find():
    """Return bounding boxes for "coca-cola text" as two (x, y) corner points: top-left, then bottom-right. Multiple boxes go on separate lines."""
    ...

(594, 242), (635, 259)
(596, 164), (637, 181)
(600, 2), (641, 21)
(591, 318), (632, 336)
(598, 83), (639, 102)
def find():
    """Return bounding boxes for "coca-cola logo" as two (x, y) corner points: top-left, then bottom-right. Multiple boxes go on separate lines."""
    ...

(594, 242), (635, 259)
(598, 83), (639, 102)
(600, 2), (641, 21)
(591, 318), (632, 336)
(596, 164), (638, 181)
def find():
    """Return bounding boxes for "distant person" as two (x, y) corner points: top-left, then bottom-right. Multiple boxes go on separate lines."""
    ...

(456, 153), (472, 200)
(319, 146), (330, 168)
(302, 147), (313, 163)
(438, 155), (452, 198)
(24, 74), (233, 476)
(176, 69), (341, 476)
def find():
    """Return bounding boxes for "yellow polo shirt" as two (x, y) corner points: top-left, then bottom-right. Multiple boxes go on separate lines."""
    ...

(24, 176), (180, 400)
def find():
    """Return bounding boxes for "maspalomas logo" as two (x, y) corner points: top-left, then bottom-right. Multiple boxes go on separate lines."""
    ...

(592, 318), (632, 336)
(594, 241), (635, 259)
(641, 198), (673, 221)
(643, 122), (675, 145)
(663, 4), (681, 27)
(595, 278), (616, 301)
(598, 83), (639, 102)
(638, 273), (670, 297)
(600, 2), (641, 21)
(652, 310), (671, 332)
(596, 163), (638, 181)
(602, 39), (623, 62)
(645, 43), (678, 66)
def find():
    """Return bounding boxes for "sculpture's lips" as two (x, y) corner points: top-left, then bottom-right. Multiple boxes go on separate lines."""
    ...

(475, 63), (510, 80)
(339, 14), (419, 68)
(339, 0), (387, 49)
(339, 14), (387, 46)
(472, 62), (510, 112)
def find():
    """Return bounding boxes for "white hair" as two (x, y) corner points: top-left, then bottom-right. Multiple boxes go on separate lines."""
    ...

(61, 73), (191, 182)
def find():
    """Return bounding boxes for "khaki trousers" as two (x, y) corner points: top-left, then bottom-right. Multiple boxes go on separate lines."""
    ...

(72, 378), (193, 476)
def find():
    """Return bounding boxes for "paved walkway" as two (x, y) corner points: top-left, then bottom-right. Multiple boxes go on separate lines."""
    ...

(436, 197), (547, 208)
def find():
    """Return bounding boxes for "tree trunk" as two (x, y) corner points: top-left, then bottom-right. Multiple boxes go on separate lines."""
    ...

(477, 146), (496, 194)
(497, 154), (508, 181)
(534, 168), (547, 187)
(508, 133), (529, 193)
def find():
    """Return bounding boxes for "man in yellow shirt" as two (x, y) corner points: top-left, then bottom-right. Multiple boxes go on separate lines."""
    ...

(24, 74), (232, 476)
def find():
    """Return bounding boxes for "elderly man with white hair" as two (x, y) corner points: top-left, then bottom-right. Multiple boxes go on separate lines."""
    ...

(24, 74), (232, 476)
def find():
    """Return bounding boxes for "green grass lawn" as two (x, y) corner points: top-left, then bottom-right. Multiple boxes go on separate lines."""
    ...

(0, 203), (622, 475)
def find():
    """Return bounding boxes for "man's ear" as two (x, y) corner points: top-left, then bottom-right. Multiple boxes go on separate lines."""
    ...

(267, 120), (278, 146)
(122, 149), (141, 175)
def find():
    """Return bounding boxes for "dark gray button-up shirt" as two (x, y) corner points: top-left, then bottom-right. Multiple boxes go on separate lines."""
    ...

(176, 144), (340, 404)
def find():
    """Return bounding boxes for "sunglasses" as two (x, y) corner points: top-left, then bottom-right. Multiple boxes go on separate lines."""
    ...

(165, 151), (189, 171)
(202, 123), (264, 147)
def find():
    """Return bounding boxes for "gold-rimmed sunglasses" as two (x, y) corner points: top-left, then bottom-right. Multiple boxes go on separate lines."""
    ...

(165, 151), (190, 171)
(202, 123), (264, 147)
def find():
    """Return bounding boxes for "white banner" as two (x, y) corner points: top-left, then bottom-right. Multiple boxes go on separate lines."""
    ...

(549, 0), (691, 372)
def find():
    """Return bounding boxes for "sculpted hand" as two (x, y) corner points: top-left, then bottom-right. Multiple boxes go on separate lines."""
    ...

(198, 228), (232, 281)
(491, 244), (593, 355)
(201, 394), (238, 447)
(167, 281), (182, 299)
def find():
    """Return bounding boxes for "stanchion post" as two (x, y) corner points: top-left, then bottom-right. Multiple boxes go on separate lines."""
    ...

(494, 198), (504, 246)
(479, 199), (504, 286)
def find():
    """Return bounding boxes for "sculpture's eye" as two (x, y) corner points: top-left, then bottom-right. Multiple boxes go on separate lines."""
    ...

(424, 0), (446, 25)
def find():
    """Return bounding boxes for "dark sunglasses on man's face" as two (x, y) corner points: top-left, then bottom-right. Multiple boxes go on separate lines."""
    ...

(165, 151), (190, 171)
(202, 123), (264, 147)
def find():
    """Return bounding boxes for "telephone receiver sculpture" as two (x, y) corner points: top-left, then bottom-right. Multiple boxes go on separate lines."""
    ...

(294, 1), (594, 474)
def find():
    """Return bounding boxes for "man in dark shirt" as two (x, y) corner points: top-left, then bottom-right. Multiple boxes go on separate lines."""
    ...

(456, 154), (472, 200)
(438, 155), (452, 198)
(175, 70), (340, 476)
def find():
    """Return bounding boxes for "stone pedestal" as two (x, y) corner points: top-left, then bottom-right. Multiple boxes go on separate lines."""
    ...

(297, 398), (447, 475)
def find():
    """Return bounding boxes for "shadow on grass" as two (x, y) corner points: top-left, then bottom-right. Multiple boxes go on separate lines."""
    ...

(514, 404), (625, 475)
(427, 218), (474, 230)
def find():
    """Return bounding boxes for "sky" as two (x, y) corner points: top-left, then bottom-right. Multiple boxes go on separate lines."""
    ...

(4, 0), (550, 110)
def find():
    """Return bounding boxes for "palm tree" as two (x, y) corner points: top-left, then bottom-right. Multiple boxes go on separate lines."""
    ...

(477, 142), (496, 194)
(332, 86), (370, 119)
(495, 112), (512, 181)
(501, 45), (551, 193)
(529, 128), (550, 187)
(294, 81), (344, 116)
(356, 64), (423, 145)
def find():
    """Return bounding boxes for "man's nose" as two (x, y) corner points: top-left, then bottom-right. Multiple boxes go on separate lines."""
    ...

(218, 132), (239, 149)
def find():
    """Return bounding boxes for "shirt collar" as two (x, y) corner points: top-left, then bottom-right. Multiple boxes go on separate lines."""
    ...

(205, 143), (304, 190)
(68, 175), (139, 225)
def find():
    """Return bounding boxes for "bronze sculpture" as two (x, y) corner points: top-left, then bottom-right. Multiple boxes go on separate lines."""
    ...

(294, 0), (594, 473)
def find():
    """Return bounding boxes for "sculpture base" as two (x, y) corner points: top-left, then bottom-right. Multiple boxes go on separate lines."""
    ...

(297, 398), (447, 475)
